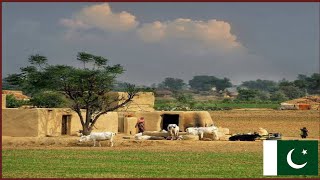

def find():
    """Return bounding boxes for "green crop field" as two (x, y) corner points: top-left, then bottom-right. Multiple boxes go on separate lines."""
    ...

(2, 149), (318, 178)
(3, 149), (262, 178)
(154, 99), (280, 111)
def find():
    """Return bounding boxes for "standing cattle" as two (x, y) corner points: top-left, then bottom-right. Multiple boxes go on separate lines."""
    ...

(186, 127), (202, 135)
(167, 124), (179, 140)
(78, 132), (116, 147)
(186, 125), (218, 140)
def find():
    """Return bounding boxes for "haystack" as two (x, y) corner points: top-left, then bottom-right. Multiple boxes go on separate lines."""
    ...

(284, 96), (320, 110)
(258, 128), (268, 136)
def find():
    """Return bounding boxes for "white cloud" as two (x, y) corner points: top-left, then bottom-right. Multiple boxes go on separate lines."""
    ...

(60, 3), (245, 55)
(137, 18), (244, 53)
(60, 3), (138, 32)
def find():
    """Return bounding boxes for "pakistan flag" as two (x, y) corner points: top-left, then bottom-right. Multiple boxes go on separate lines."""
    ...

(263, 140), (318, 176)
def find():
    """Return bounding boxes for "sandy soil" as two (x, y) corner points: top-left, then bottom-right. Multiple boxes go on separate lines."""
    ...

(210, 110), (319, 138)
(2, 134), (263, 152)
(2, 133), (318, 153)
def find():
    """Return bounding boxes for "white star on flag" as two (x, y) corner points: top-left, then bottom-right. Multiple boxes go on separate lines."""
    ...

(302, 149), (307, 155)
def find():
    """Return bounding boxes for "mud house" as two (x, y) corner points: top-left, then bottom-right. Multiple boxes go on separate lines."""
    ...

(2, 92), (214, 137)
(2, 107), (118, 137)
(121, 111), (214, 135)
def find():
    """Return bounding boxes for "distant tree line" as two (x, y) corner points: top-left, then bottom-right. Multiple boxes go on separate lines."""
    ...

(237, 74), (319, 102)
(3, 62), (320, 106)
(112, 73), (319, 103)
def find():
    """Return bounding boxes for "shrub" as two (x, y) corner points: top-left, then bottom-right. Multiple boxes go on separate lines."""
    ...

(6, 94), (29, 108)
(222, 98), (233, 103)
(30, 92), (68, 108)
(270, 91), (288, 102)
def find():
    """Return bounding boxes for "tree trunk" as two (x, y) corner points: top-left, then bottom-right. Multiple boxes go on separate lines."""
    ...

(82, 125), (92, 135)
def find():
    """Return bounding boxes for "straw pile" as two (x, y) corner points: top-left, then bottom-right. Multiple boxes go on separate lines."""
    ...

(284, 96), (320, 110)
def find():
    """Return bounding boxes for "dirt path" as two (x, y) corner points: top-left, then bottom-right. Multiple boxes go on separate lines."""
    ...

(3, 134), (318, 153)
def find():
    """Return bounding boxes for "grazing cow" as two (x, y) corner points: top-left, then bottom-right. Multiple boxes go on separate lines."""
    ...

(78, 132), (116, 147)
(167, 124), (179, 140)
(186, 125), (218, 140)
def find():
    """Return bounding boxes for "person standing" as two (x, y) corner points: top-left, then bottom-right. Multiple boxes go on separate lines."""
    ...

(300, 127), (308, 139)
(135, 117), (145, 133)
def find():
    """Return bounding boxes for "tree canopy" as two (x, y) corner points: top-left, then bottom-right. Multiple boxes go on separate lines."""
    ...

(189, 75), (232, 92)
(241, 79), (278, 92)
(5, 52), (137, 135)
(158, 77), (186, 91)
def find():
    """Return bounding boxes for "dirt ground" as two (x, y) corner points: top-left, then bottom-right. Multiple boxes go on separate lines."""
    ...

(2, 134), (318, 153)
(2, 110), (319, 152)
(2, 135), (263, 152)
(210, 109), (319, 138)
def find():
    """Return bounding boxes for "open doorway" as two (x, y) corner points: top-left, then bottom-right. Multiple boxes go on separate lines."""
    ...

(61, 115), (71, 135)
(161, 114), (179, 131)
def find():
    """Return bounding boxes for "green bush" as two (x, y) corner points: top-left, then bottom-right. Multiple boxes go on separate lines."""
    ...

(236, 89), (259, 101)
(270, 91), (288, 102)
(6, 94), (29, 108)
(30, 92), (68, 108)
(222, 98), (233, 103)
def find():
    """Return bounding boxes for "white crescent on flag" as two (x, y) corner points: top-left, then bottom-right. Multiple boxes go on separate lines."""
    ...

(287, 148), (307, 169)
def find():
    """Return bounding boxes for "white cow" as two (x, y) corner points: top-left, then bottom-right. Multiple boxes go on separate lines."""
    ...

(186, 127), (205, 139)
(167, 124), (179, 140)
(186, 125), (218, 140)
(198, 125), (218, 134)
(78, 132), (116, 147)
(134, 133), (152, 140)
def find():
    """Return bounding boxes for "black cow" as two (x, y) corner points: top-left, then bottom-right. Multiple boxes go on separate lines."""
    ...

(229, 133), (261, 141)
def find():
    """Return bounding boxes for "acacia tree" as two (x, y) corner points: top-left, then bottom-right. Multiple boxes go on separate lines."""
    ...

(189, 75), (232, 92)
(5, 52), (137, 135)
(158, 77), (186, 91)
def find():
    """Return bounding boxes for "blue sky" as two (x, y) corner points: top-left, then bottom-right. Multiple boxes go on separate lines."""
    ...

(2, 2), (319, 85)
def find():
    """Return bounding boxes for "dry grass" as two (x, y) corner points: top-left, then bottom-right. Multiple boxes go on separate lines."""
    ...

(2, 135), (262, 153)
(210, 110), (319, 138)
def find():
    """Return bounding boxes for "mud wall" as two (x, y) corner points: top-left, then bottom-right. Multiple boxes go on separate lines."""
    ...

(124, 117), (138, 135)
(2, 94), (6, 109)
(93, 112), (118, 133)
(3, 108), (118, 137)
(108, 92), (155, 112)
(134, 111), (162, 131)
(181, 111), (214, 130)
(2, 109), (39, 137)
(45, 109), (119, 136)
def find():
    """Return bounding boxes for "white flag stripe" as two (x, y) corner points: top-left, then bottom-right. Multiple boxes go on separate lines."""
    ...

(263, 140), (278, 176)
